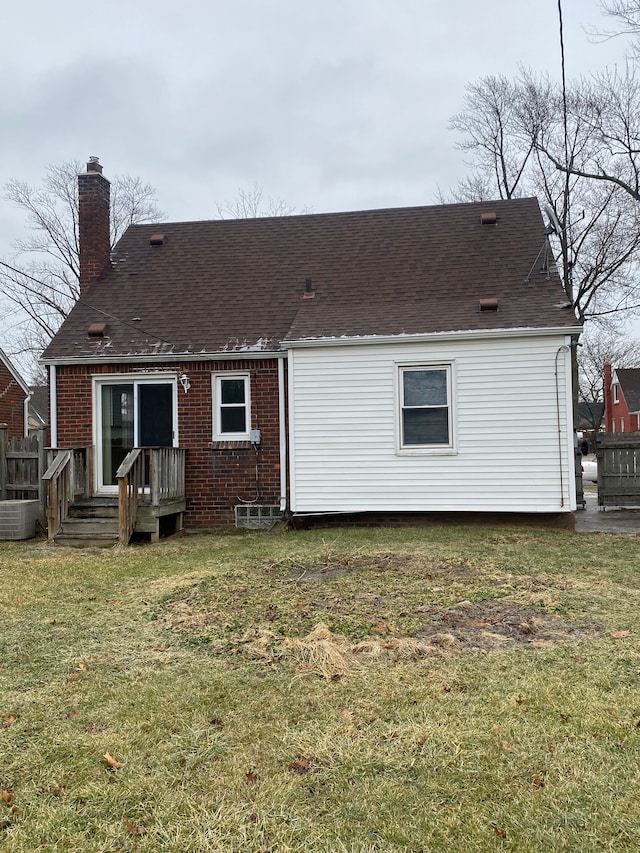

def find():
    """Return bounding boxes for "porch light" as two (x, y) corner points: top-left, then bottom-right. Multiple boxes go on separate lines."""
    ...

(179, 373), (191, 394)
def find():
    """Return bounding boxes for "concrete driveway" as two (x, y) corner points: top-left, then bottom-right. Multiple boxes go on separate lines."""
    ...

(575, 487), (640, 533)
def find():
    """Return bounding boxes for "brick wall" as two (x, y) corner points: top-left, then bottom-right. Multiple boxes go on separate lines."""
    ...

(53, 358), (284, 527)
(0, 362), (26, 439)
(603, 362), (639, 433)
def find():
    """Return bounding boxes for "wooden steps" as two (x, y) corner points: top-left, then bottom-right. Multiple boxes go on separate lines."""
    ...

(53, 496), (186, 546)
(55, 498), (119, 547)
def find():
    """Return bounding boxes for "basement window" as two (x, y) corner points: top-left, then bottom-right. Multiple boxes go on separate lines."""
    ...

(235, 505), (283, 529)
(212, 373), (251, 440)
(397, 365), (454, 452)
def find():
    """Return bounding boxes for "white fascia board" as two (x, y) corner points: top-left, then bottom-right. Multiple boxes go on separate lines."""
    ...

(40, 350), (287, 367)
(0, 347), (31, 395)
(285, 326), (582, 349)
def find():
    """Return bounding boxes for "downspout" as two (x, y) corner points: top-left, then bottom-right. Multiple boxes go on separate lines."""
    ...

(49, 365), (58, 448)
(555, 343), (572, 508)
(23, 390), (31, 438)
(278, 357), (287, 512)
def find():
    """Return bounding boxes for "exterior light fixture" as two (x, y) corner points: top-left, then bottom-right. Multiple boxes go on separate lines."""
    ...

(179, 373), (191, 393)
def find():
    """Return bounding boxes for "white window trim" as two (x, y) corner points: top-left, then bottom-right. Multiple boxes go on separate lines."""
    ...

(93, 373), (179, 449)
(395, 362), (457, 455)
(92, 373), (179, 494)
(212, 372), (251, 440)
(613, 383), (619, 404)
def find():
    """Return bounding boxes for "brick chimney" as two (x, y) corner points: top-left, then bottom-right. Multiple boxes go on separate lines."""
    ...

(78, 156), (110, 296)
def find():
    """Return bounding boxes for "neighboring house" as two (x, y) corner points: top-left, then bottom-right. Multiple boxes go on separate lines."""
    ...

(27, 385), (49, 434)
(0, 348), (30, 439)
(604, 362), (640, 433)
(578, 401), (604, 433)
(41, 159), (581, 530)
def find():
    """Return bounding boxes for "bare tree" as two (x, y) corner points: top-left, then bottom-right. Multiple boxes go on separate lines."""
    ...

(597, 1), (640, 51)
(601, 0), (640, 28)
(448, 75), (544, 200)
(215, 182), (310, 219)
(444, 71), (640, 326)
(536, 65), (640, 208)
(578, 325), (640, 406)
(0, 160), (164, 362)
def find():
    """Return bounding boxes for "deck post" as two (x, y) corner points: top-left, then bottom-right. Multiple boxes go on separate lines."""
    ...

(37, 427), (48, 519)
(0, 424), (7, 500)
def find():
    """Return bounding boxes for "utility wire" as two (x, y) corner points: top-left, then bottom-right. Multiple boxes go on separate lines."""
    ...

(0, 258), (175, 347)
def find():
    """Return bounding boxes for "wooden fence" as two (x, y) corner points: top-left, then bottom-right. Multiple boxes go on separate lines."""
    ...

(0, 425), (47, 515)
(596, 432), (640, 508)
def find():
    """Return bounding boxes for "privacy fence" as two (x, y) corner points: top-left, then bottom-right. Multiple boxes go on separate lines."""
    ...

(0, 425), (47, 515)
(597, 432), (640, 508)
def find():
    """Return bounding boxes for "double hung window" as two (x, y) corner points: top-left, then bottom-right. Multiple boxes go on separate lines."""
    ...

(213, 373), (251, 440)
(399, 365), (452, 449)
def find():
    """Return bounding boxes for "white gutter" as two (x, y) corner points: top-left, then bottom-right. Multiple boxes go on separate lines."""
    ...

(41, 350), (288, 367)
(49, 365), (57, 448)
(278, 357), (287, 512)
(285, 325), (582, 349)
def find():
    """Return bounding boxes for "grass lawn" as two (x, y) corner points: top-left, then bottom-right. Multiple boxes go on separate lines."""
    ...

(1, 524), (639, 852)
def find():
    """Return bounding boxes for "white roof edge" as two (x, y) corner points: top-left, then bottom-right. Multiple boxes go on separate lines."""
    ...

(284, 325), (583, 349)
(0, 346), (30, 395)
(40, 350), (287, 367)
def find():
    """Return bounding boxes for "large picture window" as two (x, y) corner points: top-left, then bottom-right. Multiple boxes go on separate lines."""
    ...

(213, 373), (251, 439)
(399, 365), (452, 449)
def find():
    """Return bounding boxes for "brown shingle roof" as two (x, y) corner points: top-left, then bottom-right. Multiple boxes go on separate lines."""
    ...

(42, 197), (579, 360)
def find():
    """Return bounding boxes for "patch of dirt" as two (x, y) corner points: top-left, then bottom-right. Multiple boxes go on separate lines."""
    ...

(289, 553), (476, 583)
(415, 599), (600, 652)
(155, 554), (603, 665)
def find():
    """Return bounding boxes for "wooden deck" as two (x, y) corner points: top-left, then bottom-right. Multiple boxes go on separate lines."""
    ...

(43, 446), (186, 545)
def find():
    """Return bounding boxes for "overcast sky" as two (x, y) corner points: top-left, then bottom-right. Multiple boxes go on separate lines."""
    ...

(0, 0), (634, 357)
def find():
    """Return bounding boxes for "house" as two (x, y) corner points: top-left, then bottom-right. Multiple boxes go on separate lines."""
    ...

(603, 362), (640, 433)
(0, 347), (30, 439)
(578, 401), (604, 434)
(40, 159), (581, 537)
(27, 385), (49, 435)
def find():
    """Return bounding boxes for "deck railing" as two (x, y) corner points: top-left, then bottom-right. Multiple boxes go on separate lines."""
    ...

(116, 448), (143, 545)
(42, 446), (92, 540)
(44, 445), (185, 544)
(116, 447), (186, 544)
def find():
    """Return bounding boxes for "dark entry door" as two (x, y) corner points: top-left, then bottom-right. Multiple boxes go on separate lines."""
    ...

(138, 384), (173, 446)
(99, 381), (175, 489)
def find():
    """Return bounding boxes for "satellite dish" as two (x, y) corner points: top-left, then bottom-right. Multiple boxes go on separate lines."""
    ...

(543, 204), (562, 236)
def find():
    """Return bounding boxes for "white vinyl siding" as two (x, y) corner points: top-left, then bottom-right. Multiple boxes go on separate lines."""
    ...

(288, 334), (575, 514)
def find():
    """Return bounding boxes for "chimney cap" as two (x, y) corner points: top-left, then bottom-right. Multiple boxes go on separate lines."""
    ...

(86, 156), (103, 174)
